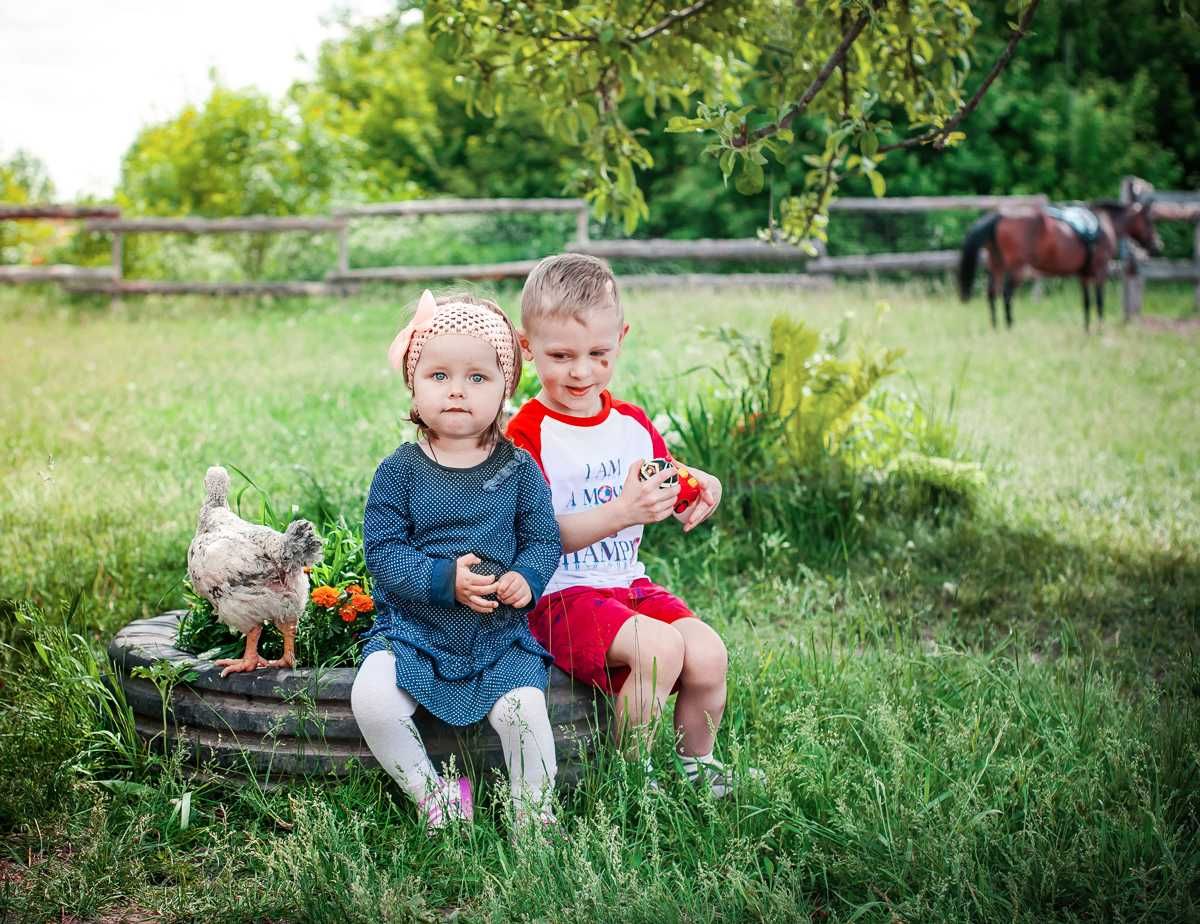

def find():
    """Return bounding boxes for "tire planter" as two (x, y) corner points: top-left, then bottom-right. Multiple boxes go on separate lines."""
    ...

(108, 612), (609, 784)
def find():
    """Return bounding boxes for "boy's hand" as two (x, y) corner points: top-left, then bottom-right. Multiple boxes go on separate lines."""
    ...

(618, 458), (680, 527)
(455, 553), (499, 613)
(495, 571), (533, 608)
(677, 467), (722, 532)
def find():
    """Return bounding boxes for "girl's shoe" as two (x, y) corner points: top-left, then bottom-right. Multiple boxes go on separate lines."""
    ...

(511, 808), (562, 845)
(418, 776), (474, 832)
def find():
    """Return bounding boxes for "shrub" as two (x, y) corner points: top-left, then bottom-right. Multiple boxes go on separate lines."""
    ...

(639, 312), (984, 559)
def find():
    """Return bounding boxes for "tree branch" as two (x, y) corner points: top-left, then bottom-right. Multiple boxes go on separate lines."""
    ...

(634, 0), (723, 42)
(737, 0), (880, 147)
(877, 0), (1041, 154)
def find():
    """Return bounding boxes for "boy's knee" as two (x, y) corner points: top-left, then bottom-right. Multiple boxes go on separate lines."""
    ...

(681, 630), (728, 684)
(618, 615), (685, 680)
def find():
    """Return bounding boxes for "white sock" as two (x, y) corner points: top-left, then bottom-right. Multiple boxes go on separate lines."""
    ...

(350, 650), (441, 804)
(678, 750), (720, 781)
(487, 686), (557, 818)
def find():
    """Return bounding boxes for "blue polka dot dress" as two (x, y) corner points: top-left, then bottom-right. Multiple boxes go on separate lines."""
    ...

(358, 440), (561, 726)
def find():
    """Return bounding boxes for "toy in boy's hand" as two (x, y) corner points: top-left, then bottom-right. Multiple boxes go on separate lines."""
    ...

(638, 457), (703, 514)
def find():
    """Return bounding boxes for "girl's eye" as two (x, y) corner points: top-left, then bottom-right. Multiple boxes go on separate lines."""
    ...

(432, 372), (447, 381)
(470, 373), (486, 384)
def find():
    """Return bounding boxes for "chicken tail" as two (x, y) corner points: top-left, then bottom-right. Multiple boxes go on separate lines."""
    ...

(203, 466), (231, 509)
(281, 519), (324, 570)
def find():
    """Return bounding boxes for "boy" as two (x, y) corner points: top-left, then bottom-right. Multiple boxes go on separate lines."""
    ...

(507, 253), (751, 795)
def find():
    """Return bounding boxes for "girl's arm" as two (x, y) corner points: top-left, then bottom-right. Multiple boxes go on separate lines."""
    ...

(508, 457), (565, 602)
(363, 459), (456, 608)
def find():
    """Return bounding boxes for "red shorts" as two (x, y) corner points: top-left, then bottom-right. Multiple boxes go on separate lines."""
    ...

(528, 578), (695, 694)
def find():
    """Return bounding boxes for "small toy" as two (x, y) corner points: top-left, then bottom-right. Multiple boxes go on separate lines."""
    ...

(638, 457), (703, 514)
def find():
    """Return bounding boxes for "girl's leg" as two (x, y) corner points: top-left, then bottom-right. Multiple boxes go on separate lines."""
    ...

(607, 614), (685, 750)
(350, 650), (441, 803)
(487, 686), (557, 819)
(670, 618), (729, 757)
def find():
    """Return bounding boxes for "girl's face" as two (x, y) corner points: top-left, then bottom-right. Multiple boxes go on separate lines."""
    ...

(411, 334), (506, 443)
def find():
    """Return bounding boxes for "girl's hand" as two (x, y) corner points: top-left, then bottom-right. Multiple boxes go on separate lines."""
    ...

(677, 467), (722, 533)
(617, 458), (680, 527)
(495, 571), (532, 608)
(455, 553), (499, 613)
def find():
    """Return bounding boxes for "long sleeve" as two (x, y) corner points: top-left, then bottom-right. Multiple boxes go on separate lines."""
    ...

(363, 457), (456, 608)
(509, 453), (563, 604)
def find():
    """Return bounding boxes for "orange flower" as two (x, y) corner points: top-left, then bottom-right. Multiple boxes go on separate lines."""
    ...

(311, 585), (340, 609)
(340, 605), (357, 623)
(351, 593), (374, 613)
(345, 584), (364, 595)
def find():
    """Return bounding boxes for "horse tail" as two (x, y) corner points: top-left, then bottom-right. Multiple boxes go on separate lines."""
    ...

(959, 212), (1000, 302)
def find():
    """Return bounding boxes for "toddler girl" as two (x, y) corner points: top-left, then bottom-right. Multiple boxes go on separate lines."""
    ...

(351, 289), (562, 831)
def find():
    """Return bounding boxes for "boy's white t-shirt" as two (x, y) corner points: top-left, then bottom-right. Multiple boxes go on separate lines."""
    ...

(507, 391), (669, 595)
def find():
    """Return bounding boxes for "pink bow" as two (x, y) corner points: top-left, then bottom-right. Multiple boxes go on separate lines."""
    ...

(388, 289), (438, 374)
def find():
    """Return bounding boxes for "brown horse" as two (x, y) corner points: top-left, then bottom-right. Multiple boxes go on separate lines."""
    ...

(958, 201), (1163, 330)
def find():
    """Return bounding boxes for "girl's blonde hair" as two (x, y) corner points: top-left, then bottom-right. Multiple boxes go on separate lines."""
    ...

(408, 292), (522, 449)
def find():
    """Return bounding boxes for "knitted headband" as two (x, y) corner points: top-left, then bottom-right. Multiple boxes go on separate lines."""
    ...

(388, 290), (518, 395)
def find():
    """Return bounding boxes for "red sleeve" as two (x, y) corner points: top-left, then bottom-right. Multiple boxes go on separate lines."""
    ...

(610, 397), (669, 460)
(505, 402), (548, 478)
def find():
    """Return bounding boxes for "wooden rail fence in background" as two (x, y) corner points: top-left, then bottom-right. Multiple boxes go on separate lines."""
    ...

(1, 184), (1196, 312)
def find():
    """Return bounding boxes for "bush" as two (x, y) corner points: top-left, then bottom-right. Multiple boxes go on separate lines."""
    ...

(639, 311), (984, 560)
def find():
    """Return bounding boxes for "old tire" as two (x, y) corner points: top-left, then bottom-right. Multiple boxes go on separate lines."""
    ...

(107, 612), (609, 784)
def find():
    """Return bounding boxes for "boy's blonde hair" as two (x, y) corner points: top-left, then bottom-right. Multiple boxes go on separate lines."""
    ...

(520, 254), (622, 331)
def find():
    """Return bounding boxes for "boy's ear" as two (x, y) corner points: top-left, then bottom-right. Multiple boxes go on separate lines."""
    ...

(517, 330), (534, 361)
(619, 322), (630, 343)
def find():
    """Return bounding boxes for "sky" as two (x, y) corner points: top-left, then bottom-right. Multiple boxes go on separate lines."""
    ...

(1, 0), (398, 200)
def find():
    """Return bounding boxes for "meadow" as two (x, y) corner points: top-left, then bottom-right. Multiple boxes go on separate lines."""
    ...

(0, 279), (1197, 921)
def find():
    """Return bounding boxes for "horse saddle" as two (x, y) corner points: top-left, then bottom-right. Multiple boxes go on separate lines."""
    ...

(1047, 204), (1102, 272)
(1046, 204), (1101, 243)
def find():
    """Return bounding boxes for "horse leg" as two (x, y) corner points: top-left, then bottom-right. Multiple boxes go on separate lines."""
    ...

(1096, 280), (1105, 325)
(1082, 281), (1091, 332)
(987, 272), (998, 329)
(1002, 273), (1015, 328)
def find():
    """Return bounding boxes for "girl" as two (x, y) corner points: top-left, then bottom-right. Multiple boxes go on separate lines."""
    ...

(351, 289), (562, 831)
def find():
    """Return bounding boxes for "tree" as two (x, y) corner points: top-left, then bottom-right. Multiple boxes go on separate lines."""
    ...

(425, 0), (1042, 244)
(0, 151), (56, 264)
(119, 84), (344, 218)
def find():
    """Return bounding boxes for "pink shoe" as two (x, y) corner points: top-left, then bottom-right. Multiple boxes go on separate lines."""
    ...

(418, 777), (474, 832)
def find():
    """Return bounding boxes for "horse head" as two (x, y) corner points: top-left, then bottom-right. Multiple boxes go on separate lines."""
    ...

(1126, 201), (1164, 256)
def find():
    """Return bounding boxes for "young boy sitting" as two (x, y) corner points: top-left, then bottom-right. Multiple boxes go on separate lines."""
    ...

(507, 253), (754, 795)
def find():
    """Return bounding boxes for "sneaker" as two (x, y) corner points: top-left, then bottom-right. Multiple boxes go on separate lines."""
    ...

(679, 755), (765, 799)
(418, 776), (474, 833)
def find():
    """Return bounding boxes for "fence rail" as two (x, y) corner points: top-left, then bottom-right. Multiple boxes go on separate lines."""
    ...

(1, 187), (1196, 311)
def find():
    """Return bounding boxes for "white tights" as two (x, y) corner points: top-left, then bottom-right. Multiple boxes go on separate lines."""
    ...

(350, 650), (557, 814)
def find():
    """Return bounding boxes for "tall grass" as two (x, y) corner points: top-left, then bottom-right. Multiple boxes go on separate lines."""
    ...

(1, 280), (1197, 919)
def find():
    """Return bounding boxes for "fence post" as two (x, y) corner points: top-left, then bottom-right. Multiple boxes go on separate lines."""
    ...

(111, 231), (123, 281)
(1194, 219), (1200, 313)
(1120, 176), (1144, 320)
(336, 220), (349, 275)
(575, 205), (590, 244)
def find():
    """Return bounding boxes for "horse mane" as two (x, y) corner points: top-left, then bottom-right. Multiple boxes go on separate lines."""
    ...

(1089, 199), (1126, 213)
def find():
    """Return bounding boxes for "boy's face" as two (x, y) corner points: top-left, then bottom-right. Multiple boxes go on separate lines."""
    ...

(520, 311), (628, 417)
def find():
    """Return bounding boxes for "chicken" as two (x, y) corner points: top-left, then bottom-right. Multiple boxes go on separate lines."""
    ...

(187, 466), (323, 677)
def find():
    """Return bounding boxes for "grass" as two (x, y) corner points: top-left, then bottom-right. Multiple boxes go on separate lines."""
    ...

(0, 278), (1197, 921)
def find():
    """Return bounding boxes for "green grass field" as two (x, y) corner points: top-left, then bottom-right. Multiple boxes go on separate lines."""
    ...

(1, 279), (1197, 921)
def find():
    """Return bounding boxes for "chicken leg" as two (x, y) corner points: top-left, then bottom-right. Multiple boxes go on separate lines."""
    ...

(261, 619), (296, 670)
(215, 625), (267, 677)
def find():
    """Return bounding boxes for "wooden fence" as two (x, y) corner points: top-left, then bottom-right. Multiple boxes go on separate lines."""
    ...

(1, 184), (1196, 313)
